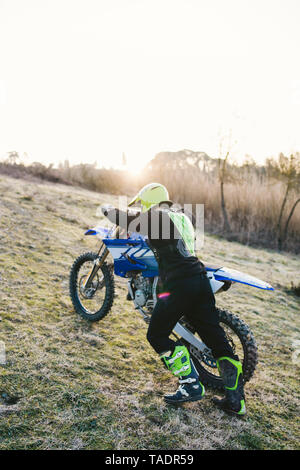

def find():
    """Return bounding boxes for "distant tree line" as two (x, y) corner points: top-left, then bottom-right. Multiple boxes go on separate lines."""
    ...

(1, 149), (299, 253)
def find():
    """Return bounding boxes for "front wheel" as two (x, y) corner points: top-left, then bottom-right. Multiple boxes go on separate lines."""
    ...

(181, 308), (258, 390)
(69, 252), (115, 322)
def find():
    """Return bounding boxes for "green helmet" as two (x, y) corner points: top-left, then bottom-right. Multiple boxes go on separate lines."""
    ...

(128, 183), (170, 213)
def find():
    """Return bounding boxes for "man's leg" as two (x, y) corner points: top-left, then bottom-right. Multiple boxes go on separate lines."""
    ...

(146, 295), (178, 355)
(146, 287), (205, 404)
(185, 276), (234, 358)
(186, 276), (246, 415)
(161, 341), (205, 404)
(212, 356), (246, 416)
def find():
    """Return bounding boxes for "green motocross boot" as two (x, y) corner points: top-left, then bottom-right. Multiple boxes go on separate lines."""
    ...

(212, 356), (246, 416)
(161, 344), (205, 404)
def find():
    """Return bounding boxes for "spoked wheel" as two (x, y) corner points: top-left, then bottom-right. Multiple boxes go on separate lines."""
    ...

(69, 252), (115, 322)
(181, 308), (258, 390)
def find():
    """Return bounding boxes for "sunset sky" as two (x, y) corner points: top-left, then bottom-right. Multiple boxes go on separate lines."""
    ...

(1, 0), (300, 172)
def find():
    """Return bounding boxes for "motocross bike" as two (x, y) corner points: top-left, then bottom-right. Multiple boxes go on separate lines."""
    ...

(69, 224), (274, 390)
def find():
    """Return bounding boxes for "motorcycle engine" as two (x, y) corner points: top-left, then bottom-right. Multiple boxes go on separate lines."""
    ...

(132, 275), (153, 308)
(134, 289), (147, 307)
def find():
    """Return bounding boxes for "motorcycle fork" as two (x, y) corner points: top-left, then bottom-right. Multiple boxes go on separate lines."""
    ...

(83, 226), (119, 289)
(83, 243), (108, 289)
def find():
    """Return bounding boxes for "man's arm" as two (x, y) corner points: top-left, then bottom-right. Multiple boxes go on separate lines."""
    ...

(102, 205), (180, 240)
(101, 205), (140, 232)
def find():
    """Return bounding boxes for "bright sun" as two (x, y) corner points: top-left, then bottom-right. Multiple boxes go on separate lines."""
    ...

(127, 165), (142, 176)
(125, 156), (148, 175)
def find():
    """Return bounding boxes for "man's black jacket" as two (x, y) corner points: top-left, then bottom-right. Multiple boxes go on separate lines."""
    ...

(103, 202), (205, 285)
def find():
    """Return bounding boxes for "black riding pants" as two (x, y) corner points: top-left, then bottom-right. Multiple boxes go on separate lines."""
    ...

(146, 273), (234, 359)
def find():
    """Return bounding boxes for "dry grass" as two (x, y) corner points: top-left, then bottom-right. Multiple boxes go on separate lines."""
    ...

(145, 167), (300, 253)
(1, 157), (299, 253)
(0, 174), (299, 450)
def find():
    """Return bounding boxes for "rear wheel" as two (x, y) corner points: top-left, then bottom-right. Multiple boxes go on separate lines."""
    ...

(69, 252), (115, 322)
(181, 308), (258, 390)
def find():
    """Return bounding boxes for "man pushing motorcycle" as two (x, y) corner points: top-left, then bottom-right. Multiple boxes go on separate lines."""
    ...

(102, 183), (246, 416)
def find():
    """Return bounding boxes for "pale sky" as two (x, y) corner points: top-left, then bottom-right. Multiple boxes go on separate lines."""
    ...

(1, 0), (300, 172)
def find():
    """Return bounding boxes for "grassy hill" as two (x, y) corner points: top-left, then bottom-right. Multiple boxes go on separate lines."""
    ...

(0, 175), (299, 450)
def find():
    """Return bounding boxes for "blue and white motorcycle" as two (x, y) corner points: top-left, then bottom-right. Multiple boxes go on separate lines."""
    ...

(69, 224), (274, 389)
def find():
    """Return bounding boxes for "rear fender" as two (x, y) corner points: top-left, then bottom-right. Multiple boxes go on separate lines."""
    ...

(214, 267), (274, 290)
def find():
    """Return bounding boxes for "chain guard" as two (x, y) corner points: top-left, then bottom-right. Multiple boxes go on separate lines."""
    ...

(190, 344), (218, 368)
(190, 328), (237, 369)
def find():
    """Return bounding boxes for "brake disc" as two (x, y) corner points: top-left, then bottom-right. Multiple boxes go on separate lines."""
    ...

(79, 275), (100, 299)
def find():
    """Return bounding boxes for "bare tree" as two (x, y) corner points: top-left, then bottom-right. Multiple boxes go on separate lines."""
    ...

(6, 151), (20, 165)
(282, 197), (300, 248)
(267, 153), (300, 250)
(218, 151), (231, 232)
(122, 152), (127, 167)
(217, 131), (237, 233)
